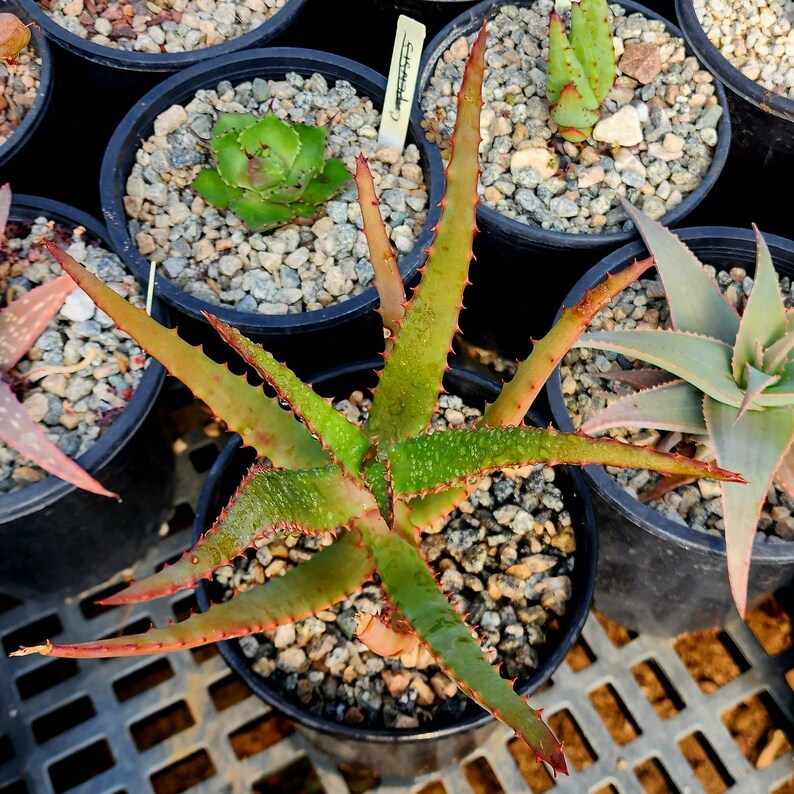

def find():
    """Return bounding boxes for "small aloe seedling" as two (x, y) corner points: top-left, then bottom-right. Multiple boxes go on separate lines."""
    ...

(571, 199), (794, 618)
(546, 0), (617, 143)
(191, 110), (352, 232)
(0, 185), (117, 498)
(11, 28), (742, 775)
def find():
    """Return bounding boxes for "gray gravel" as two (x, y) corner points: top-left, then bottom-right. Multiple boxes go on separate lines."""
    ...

(217, 391), (577, 729)
(559, 264), (794, 543)
(125, 73), (429, 315)
(420, 0), (723, 234)
(0, 217), (148, 494)
(694, 0), (794, 99)
(0, 45), (41, 150)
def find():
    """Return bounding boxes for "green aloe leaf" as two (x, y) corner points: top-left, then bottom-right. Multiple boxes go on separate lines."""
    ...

(358, 517), (567, 776)
(737, 364), (780, 418)
(238, 113), (301, 172)
(300, 159), (352, 205)
(231, 197), (312, 231)
(580, 380), (708, 435)
(732, 227), (787, 383)
(213, 131), (253, 189)
(756, 364), (794, 405)
(367, 22), (487, 444)
(620, 199), (739, 342)
(546, 11), (598, 109)
(574, 329), (744, 406)
(704, 398), (794, 617)
(550, 83), (599, 139)
(43, 242), (328, 469)
(211, 113), (258, 138)
(763, 330), (794, 373)
(102, 464), (375, 604)
(191, 168), (245, 209)
(11, 530), (374, 657)
(569, 0), (615, 103)
(247, 154), (287, 193)
(285, 123), (327, 186)
(387, 425), (742, 496)
(207, 315), (372, 479)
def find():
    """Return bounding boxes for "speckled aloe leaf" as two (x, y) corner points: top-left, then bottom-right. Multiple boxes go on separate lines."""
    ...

(621, 199), (739, 342)
(102, 464), (376, 605)
(357, 515), (568, 777)
(386, 425), (742, 497)
(191, 169), (244, 209)
(11, 529), (373, 657)
(579, 380), (707, 435)
(573, 330), (744, 407)
(43, 241), (328, 470)
(354, 154), (405, 350)
(404, 257), (658, 530)
(705, 398), (794, 617)
(207, 314), (371, 480)
(0, 380), (119, 498)
(367, 22), (487, 444)
(732, 226), (787, 384)
(569, 0), (615, 104)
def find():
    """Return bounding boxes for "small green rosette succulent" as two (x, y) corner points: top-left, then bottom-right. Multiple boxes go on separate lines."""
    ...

(546, 0), (617, 143)
(12, 28), (742, 775)
(572, 200), (794, 618)
(192, 110), (352, 232)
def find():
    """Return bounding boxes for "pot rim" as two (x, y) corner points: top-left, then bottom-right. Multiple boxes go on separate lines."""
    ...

(0, 3), (55, 168)
(0, 194), (168, 520)
(194, 359), (598, 745)
(546, 224), (794, 563)
(417, 0), (733, 252)
(674, 0), (794, 124)
(13, 0), (310, 72)
(98, 46), (445, 338)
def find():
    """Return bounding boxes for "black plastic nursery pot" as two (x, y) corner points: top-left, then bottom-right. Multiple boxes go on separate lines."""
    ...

(675, 0), (794, 158)
(417, 0), (732, 363)
(99, 47), (445, 379)
(545, 226), (794, 638)
(0, 195), (175, 600)
(0, 2), (54, 170)
(194, 360), (598, 777)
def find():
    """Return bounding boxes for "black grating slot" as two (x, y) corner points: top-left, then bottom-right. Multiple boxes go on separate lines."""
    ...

(79, 582), (130, 620)
(112, 659), (175, 702)
(130, 701), (195, 751)
(2, 614), (62, 655)
(166, 503), (195, 536)
(15, 658), (79, 700)
(149, 749), (215, 794)
(0, 733), (13, 763)
(187, 444), (220, 473)
(0, 781), (28, 794)
(48, 739), (115, 792)
(31, 696), (96, 744)
(252, 756), (325, 794)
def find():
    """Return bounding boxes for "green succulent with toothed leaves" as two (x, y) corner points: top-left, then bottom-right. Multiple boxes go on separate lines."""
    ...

(192, 109), (352, 232)
(546, 0), (617, 143)
(571, 198), (794, 619)
(10, 27), (743, 776)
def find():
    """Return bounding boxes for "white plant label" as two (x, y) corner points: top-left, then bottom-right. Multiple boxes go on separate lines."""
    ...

(378, 14), (426, 150)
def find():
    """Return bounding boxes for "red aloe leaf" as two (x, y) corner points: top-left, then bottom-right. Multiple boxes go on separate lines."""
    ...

(10, 529), (374, 658)
(0, 275), (75, 373)
(354, 155), (405, 351)
(0, 380), (117, 498)
(353, 611), (420, 657)
(102, 463), (376, 604)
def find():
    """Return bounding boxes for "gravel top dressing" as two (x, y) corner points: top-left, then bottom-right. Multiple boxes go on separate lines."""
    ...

(0, 45), (42, 150)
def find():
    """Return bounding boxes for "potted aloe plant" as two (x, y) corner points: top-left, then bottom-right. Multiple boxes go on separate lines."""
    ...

(546, 199), (794, 636)
(10, 23), (741, 776)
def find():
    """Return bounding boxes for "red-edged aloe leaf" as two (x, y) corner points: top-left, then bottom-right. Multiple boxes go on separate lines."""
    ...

(387, 425), (742, 497)
(546, 11), (597, 109)
(733, 226), (786, 383)
(0, 274), (76, 372)
(621, 199), (739, 342)
(550, 83), (599, 137)
(207, 314), (371, 479)
(763, 330), (794, 373)
(11, 529), (373, 658)
(486, 257), (656, 428)
(580, 380), (707, 436)
(0, 182), (10, 239)
(354, 154), (405, 351)
(358, 516), (567, 775)
(639, 472), (697, 503)
(353, 611), (420, 657)
(102, 464), (375, 604)
(775, 446), (794, 501)
(570, 0), (615, 104)
(366, 22), (487, 444)
(43, 241), (327, 469)
(0, 380), (118, 497)
(704, 398), (794, 617)
(574, 329), (744, 407)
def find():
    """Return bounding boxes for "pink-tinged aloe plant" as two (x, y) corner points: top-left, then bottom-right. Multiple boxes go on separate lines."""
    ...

(570, 199), (794, 618)
(0, 185), (117, 499)
(10, 27), (743, 775)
